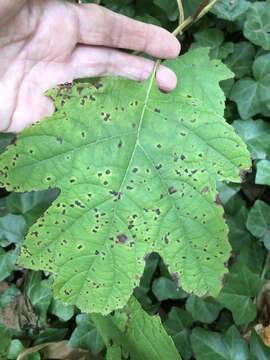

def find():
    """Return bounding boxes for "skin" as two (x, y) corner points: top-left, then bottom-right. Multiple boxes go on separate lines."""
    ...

(0, 0), (180, 133)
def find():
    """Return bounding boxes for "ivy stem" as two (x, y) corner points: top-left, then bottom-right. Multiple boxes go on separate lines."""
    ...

(172, 0), (219, 37)
(261, 250), (270, 280)
(151, 0), (219, 78)
(176, 0), (185, 26)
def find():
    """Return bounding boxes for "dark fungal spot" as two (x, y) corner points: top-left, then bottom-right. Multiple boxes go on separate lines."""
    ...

(215, 194), (222, 205)
(74, 200), (85, 208)
(202, 186), (209, 193)
(94, 82), (103, 90)
(168, 186), (177, 195)
(110, 190), (122, 200)
(171, 272), (180, 288)
(180, 154), (186, 160)
(155, 164), (162, 170)
(118, 140), (123, 148)
(154, 108), (160, 113)
(132, 167), (138, 173)
(116, 234), (128, 243)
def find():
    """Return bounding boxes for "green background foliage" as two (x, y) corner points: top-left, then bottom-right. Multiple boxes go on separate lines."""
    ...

(0, 0), (270, 359)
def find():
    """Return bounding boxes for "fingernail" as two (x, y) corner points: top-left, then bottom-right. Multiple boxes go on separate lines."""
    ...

(156, 66), (177, 92)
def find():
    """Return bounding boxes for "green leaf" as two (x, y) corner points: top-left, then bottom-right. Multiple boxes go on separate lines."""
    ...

(191, 326), (249, 360)
(217, 263), (263, 325)
(217, 182), (240, 205)
(152, 277), (187, 301)
(256, 160), (270, 186)
(185, 295), (222, 324)
(250, 330), (270, 360)
(230, 53), (270, 119)
(6, 190), (58, 226)
(0, 248), (18, 281)
(0, 134), (13, 154)
(164, 307), (193, 359)
(246, 200), (270, 249)
(33, 328), (68, 346)
(233, 119), (270, 160)
(106, 344), (122, 360)
(244, 2), (270, 50)
(0, 324), (12, 358)
(138, 253), (159, 293)
(166, 48), (233, 115)
(26, 272), (53, 326)
(225, 42), (255, 79)
(153, 0), (178, 21)
(92, 296), (181, 360)
(7, 339), (24, 360)
(191, 29), (234, 60)
(99, 0), (135, 17)
(165, 307), (193, 334)
(0, 214), (26, 247)
(0, 285), (20, 309)
(0, 48), (250, 314)
(69, 314), (104, 353)
(212, 0), (249, 21)
(49, 299), (75, 322)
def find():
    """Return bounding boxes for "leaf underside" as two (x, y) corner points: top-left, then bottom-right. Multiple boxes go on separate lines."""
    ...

(0, 48), (250, 314)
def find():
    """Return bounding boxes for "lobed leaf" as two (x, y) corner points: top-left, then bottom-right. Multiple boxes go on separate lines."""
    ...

(0, 48), (250, 314)
(230, 53), (270, 119)
(244, 2), (270, 50)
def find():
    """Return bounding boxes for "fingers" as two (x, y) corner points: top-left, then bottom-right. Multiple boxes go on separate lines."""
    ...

(71, 3), (180, 59)
(71, 46), (177, 91)
(8, 46), (177, 133)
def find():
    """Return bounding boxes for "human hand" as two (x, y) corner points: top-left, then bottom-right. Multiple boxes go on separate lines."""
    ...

(0, 0), (180, 133)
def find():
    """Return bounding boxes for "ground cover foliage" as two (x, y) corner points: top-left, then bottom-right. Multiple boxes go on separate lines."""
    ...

(0, 0), (270, 359)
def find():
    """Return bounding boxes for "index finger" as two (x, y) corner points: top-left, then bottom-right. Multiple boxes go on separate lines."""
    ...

(71, 3), (181, 59)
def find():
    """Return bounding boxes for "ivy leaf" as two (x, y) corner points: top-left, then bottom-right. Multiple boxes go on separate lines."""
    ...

(233, 119), (270, 160)
(26, 272), (53, 326)
(7, 339), (25, 360)
(0, 324), (12, 359)
(164, 307), (193, 359)
(92, 296), (181, 360)
(191, 29), (234, 60)
(217, 263), (263, 325)
(191, 326), (249, 360)
(244, 2), (270, 50)
(212, 0), (249, 21)
(225, 42), (255, 79)
(185, 295), (222, 324)
(0, 134), (13, 154)
(250, 330), (270, 360)
(152, 277), (187, 301)
(246, 200), (270, 249)
(153, 0), (178, 21)
(69, 314), (104, 354)
(0, 48), (250, 314)
(230, 53), (270, 119)
(0, 214), (26, 247)
(0, 248), (18, 281)
(0, 285), (20, 309)
(256, 160), (270, 186)
(49, 299), (75, 322)
(106, 344), (122, 360)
